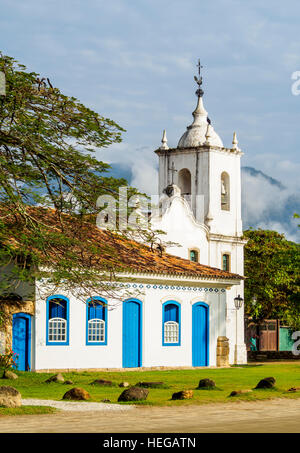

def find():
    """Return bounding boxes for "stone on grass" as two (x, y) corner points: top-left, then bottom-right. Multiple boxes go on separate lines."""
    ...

(288, 387), (300, 392)
(45, 373), (65, 383)
(90, 379), (113, 386)
(135, 381), (164, 389)
(229, 390), (252, 397)
(62, 387), (91, 401)
(0, 386), (21, 407)
(64, 380), (74, 385)
(101, 399), (111, 403)
(118, 387), (149, 402)
(2, 370), (18, 380)
(172, 390), (193, 400)
(255, 377), (276, 389)
(119, 382), (130, 388)
(197, 379), (216, 389)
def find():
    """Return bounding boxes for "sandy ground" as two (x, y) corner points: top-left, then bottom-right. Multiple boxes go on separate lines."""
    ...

(20, 398), (134, 412)
(1, 397), (300, 433)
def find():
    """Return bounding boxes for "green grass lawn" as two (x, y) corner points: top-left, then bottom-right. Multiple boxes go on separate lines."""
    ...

(0, 406), (57, 416)
(1, 362), (300, 407)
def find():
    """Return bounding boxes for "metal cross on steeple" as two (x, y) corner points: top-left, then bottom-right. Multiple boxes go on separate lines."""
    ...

(168, 161), (177, 185)
(197, 58), (203, 76)
(194, 58), (204, 98)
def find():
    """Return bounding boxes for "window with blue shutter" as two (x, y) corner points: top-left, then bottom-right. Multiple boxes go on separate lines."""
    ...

(162, 301), (181, 346)
(86, 297), (107, 345)
(46, 295), (69, 345)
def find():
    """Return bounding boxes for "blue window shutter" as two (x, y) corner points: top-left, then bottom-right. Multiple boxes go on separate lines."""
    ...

(162, 301), (181, 346)
(88, 302), (105, 320)
(46, 295), (70, 346)
(164, 304), (178, 322)
(49, 299), (66, 319)
(86, 298), (107, 346)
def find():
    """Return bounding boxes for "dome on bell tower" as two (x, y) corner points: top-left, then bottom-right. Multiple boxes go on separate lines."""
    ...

(177, 96), (223, 148)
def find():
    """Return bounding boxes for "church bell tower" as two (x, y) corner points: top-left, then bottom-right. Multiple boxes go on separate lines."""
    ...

(155, 60), (243, 238)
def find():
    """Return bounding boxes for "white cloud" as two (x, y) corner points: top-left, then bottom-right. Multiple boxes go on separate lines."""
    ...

(95, 143), (158, 195)
(241, 169), (299, 240)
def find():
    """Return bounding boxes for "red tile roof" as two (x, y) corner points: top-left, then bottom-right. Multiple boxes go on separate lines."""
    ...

(1, 206), (243, 281)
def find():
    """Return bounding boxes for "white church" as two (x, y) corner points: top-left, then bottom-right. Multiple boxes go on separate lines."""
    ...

(1, 67), (248, 371)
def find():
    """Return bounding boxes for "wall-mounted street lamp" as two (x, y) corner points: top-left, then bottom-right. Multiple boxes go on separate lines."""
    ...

(234, 294), (244, 364)
(234, 294), (244, 310)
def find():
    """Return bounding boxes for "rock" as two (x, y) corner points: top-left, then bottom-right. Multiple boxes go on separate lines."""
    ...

(45, 373), (65, 383)
(119, 382), (130, 388)
(0, 386), (21, 407)
(255, 377), (276, 389)
(288, 387), (300, 392)
(135, 381), (164, 389)
(197, 378), (216, 389)
(90, 379), (113, 386)
(229, 390), (252, 397)
(64, 380), (74, 385)
(118, 387), (149, 402)
(172, 390), (194, 400)
(62, 387), (91, 401)
(101, 399), (111, 403)
(2, 370), (18, 380)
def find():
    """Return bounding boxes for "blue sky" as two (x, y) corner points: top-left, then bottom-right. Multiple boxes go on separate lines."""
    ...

(1, 0), (300, 237)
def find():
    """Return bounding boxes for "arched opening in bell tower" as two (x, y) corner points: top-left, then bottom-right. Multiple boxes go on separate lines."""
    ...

(221, 172), (230, 211)
(178, 168), (191, 197)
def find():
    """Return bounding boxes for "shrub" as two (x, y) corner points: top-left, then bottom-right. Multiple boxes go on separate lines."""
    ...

(0, 350), (18, 375)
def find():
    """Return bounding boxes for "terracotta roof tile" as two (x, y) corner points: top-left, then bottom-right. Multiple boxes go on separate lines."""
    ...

(1, 206), (243, 281)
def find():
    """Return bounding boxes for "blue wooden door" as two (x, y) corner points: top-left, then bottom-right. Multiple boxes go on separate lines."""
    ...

(192, 303), (209, 367)
(12, 313), (31, 371)
(123, 300), (142, 368)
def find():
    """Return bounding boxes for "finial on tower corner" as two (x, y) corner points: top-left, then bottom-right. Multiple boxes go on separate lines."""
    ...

(232, 131), (239, 150)
(160, 129), (169, 150)
(194, 58), (204, 98)
(204, 124), (211, 146)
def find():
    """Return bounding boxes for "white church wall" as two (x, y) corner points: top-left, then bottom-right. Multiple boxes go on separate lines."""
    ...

(33, 280), (229, 371)
(152, 196), (209, 263)
(152, 194), (247, 364)
(208, 150), (243, 237)
(224, 283), (247, 364)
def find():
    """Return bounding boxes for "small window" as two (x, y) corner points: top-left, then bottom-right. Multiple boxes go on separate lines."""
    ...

(46, 296), (69, 345)
(189, 249), (199, 262)
(222, 254), (230, 271)
(86, 297), (107, 345)
(162, 302), (181, 346)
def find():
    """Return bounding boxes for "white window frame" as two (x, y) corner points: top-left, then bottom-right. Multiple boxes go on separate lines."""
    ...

(87, 318), (105, 343)
(48, 317), (67, 343)
(164, 320), (179, 344)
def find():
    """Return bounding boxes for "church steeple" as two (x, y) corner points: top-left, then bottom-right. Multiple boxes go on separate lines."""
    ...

(177, 60), (223, 148)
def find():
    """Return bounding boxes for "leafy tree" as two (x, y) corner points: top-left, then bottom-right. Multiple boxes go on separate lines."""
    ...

(243, 229), (300, 329)
(0, 53), (153, 301)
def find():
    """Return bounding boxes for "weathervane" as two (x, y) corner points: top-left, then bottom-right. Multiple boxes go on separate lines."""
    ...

(194, 58), (204, 98)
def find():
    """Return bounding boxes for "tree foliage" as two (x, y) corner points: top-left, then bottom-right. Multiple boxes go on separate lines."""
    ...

(243, 229), (300, 329)
(0, 53), (150, 299)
